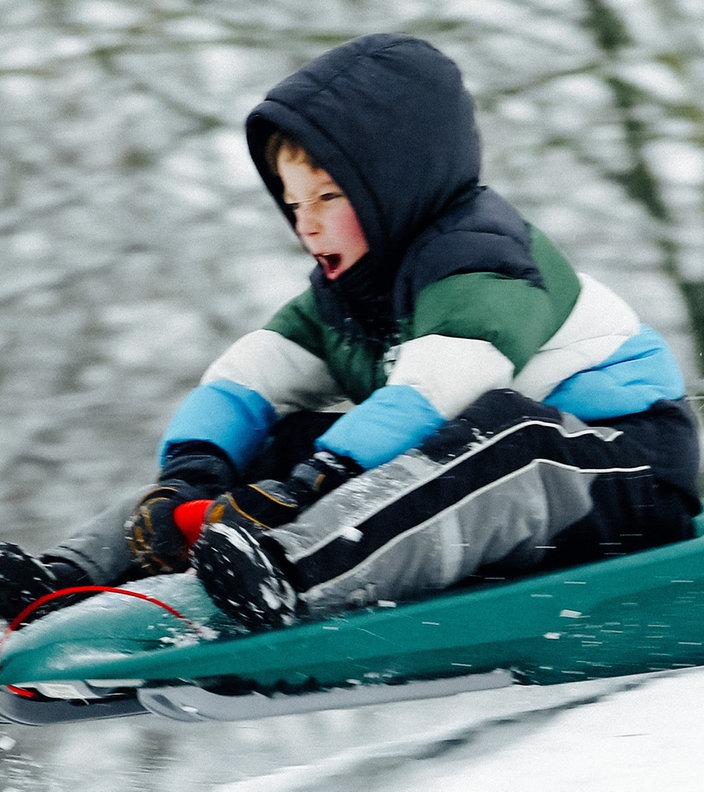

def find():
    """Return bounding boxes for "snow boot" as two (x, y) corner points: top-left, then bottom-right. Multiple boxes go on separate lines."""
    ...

(191, 495), (298, 631)
(0, 542), (89, 623)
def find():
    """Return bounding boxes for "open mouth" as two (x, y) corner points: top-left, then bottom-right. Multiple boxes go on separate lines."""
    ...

(315, 253), (342, 277)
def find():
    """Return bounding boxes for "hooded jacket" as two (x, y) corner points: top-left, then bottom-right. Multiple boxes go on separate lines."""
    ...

(161, 34), (685, 474)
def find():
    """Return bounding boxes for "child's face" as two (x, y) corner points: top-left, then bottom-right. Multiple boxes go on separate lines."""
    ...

(278, 153), (369, 280)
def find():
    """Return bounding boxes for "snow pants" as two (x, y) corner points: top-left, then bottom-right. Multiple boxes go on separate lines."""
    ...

(271, 390), (700, 613)
(49, 389), (700, 612)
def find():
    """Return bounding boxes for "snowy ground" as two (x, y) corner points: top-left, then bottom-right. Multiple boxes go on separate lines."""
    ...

(214, 669), (704, 791)
(4, 667), (704, 790)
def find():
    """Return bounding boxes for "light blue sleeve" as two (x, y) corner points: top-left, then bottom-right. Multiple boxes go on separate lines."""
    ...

(159, 380), (277, 474)
(315, 384), (446, 470)
(544, 324), (685, 420)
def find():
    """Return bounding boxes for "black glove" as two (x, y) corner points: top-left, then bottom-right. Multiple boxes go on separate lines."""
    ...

(125, 442), (235, 575)
(192, 452), (359, 628)
(222, 450), (361, 530)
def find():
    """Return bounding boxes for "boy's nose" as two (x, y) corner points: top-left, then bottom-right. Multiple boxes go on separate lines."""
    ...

(295, 206), (321, 236)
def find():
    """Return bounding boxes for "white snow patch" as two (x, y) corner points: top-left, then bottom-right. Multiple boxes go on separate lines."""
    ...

(214, 669), (704, 792)
(644, 139), (704, 186)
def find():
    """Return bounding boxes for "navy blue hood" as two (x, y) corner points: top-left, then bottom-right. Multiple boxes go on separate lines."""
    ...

(246, 34), (481, 279)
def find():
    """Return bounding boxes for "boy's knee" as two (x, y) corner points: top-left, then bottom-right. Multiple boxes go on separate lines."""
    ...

(465, 389), (560, 430)
(419, 389), (561, 462)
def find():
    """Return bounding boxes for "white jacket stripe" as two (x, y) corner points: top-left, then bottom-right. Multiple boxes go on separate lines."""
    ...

(202, 329), (344, 416)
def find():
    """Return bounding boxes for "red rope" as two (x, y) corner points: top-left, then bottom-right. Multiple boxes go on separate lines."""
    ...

(0, 584), (208, 655)
(0, 497), (218, 664)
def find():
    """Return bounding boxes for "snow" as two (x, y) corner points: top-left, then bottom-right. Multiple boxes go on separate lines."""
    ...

(4, 654), (704, 789)
(645, 140), (704, 187)
(211, 669), (704, 791)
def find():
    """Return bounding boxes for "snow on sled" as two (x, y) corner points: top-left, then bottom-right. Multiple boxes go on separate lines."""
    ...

(0, 509), (703, 726)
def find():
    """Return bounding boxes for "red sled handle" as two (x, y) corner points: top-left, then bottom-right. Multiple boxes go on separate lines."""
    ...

(173, 499), (213, 545)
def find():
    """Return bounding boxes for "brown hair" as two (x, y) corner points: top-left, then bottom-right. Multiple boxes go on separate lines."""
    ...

(265, 130), (320, 174)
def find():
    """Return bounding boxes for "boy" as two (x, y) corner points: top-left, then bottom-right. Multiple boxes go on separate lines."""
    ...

(0, 34), (700, 628)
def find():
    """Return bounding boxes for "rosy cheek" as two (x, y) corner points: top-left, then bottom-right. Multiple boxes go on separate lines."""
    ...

(339, 207), (368, 252)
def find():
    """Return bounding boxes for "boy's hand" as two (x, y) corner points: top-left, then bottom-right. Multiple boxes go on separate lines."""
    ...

(218, 451), (361, 531)
(125, 482), (206, 574)
(125, 442), (235, 574)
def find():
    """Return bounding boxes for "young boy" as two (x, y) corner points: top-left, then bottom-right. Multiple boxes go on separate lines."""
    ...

(0, 34), (700, 628)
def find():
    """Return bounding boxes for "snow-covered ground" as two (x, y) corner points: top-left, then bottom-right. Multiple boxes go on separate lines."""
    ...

(4, 668), (703, 790)
(216, 668), (704, 791)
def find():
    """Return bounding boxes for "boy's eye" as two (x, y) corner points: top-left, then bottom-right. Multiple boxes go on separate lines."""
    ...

(285, 192), (344, 212)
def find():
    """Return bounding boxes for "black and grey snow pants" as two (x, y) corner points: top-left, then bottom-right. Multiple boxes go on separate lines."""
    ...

(49, 389), (700, 612)
(269, 390), (700, 614)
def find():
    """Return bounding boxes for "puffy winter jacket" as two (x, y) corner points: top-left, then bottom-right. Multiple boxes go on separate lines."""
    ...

(161, 34), (685, 474)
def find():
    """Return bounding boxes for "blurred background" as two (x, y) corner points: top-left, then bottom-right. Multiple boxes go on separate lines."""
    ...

(0, 1), (702, 789)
